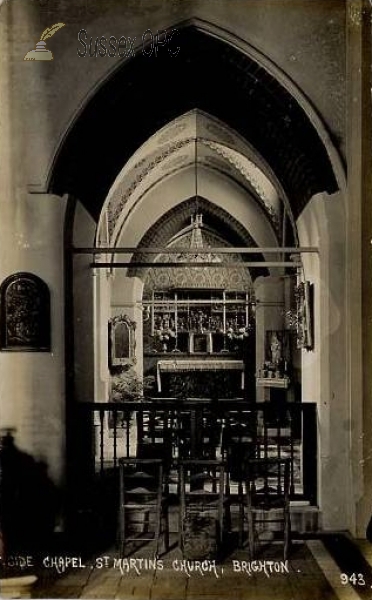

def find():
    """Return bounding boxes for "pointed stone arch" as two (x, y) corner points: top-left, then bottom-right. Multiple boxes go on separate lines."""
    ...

(50, 22), (344, 224)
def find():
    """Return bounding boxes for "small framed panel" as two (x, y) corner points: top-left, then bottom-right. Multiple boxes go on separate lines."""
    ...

(109, 314), (136, 368)
(296, 281), (313, 350)
(0, 272), (51, 352)
(189, 332), (212, 353)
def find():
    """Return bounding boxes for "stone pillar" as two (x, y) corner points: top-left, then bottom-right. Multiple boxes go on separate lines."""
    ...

(0, 3), (68, 487)
(299, 191), (350, 530)
(0, 193), (67, 486)
(347, 0), (372, 537)
(72, 201), (97, 404)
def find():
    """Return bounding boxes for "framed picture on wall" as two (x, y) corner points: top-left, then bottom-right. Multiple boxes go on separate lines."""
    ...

(0, 272), (51, 352)
(108, 314), (136, 369)
(296, 281), (314, 350)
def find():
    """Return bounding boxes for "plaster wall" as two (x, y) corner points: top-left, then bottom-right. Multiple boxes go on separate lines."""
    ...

(0, 193), (67, 485)
(0, 5), (67, 487)
(297, 191), (351, 531)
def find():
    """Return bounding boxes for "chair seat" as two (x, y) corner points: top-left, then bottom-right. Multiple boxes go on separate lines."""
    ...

(187, 489), (220, 495)
(129, 471), (154, 478)
(252, 500), (287, 510)
(126, 486), (157, 494)
(124, 502), (158, 509)
(124, 496), (169, 506)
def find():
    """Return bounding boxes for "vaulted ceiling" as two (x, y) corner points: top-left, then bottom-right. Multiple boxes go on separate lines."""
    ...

(98, 110), (286, 249)
(50, 26), (338, 222)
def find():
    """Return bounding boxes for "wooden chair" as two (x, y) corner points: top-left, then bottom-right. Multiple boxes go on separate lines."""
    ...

(178, 459), (227, 559)
(222, 413), (257, 546)
(137, 408), (175, 464)
(245, 457), (291, 560)
(118, 457), (169, 557)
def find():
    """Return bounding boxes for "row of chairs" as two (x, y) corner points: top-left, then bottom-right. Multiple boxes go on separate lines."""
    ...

(136, 406), (295, 474)
(118, 455), (291, 560)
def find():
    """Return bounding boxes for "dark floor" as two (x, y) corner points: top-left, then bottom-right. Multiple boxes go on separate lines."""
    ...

(5, 535), (364, 600)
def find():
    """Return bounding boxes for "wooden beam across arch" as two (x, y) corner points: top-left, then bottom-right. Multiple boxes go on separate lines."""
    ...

(74, 246), (318, 255)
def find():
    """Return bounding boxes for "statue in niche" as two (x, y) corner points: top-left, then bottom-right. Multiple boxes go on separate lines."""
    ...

(270, 332), (282, 366)
(109, 314), (136, 369)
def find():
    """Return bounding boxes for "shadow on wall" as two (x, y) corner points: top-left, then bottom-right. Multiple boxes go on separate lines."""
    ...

(0, 430), (60, 561)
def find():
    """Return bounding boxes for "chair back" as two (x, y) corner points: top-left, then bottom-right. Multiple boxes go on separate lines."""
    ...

(179, 459), (225, 498)
(119, 457), (163, 502)
(137, 409), (174, 465)
(245, 457), (290, 509)
(222, 412), (257, 482)
(118, 457), (169, 557)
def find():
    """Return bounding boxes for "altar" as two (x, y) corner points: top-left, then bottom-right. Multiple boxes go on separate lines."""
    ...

(156, 358), (245, 392)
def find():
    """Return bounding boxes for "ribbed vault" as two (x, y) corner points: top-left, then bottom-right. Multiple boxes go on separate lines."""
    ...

(98, 110), (287, 250)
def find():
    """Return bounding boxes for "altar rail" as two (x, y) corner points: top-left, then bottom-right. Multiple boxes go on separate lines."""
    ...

(75, 400), (318, 504)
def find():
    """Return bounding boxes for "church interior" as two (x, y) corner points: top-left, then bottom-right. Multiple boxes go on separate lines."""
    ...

(0, 1), (372, 598)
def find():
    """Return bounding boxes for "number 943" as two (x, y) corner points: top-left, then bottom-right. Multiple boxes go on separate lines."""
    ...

(340, 573), (365, 586)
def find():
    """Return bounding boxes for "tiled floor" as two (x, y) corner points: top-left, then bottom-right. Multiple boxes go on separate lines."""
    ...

(23, 537), (367, 600)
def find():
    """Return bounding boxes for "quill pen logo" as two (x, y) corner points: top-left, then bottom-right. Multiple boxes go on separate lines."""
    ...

(24, 23), (65, 61)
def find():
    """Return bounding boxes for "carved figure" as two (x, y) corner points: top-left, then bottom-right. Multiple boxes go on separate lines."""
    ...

(270, 332), (282, 366)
